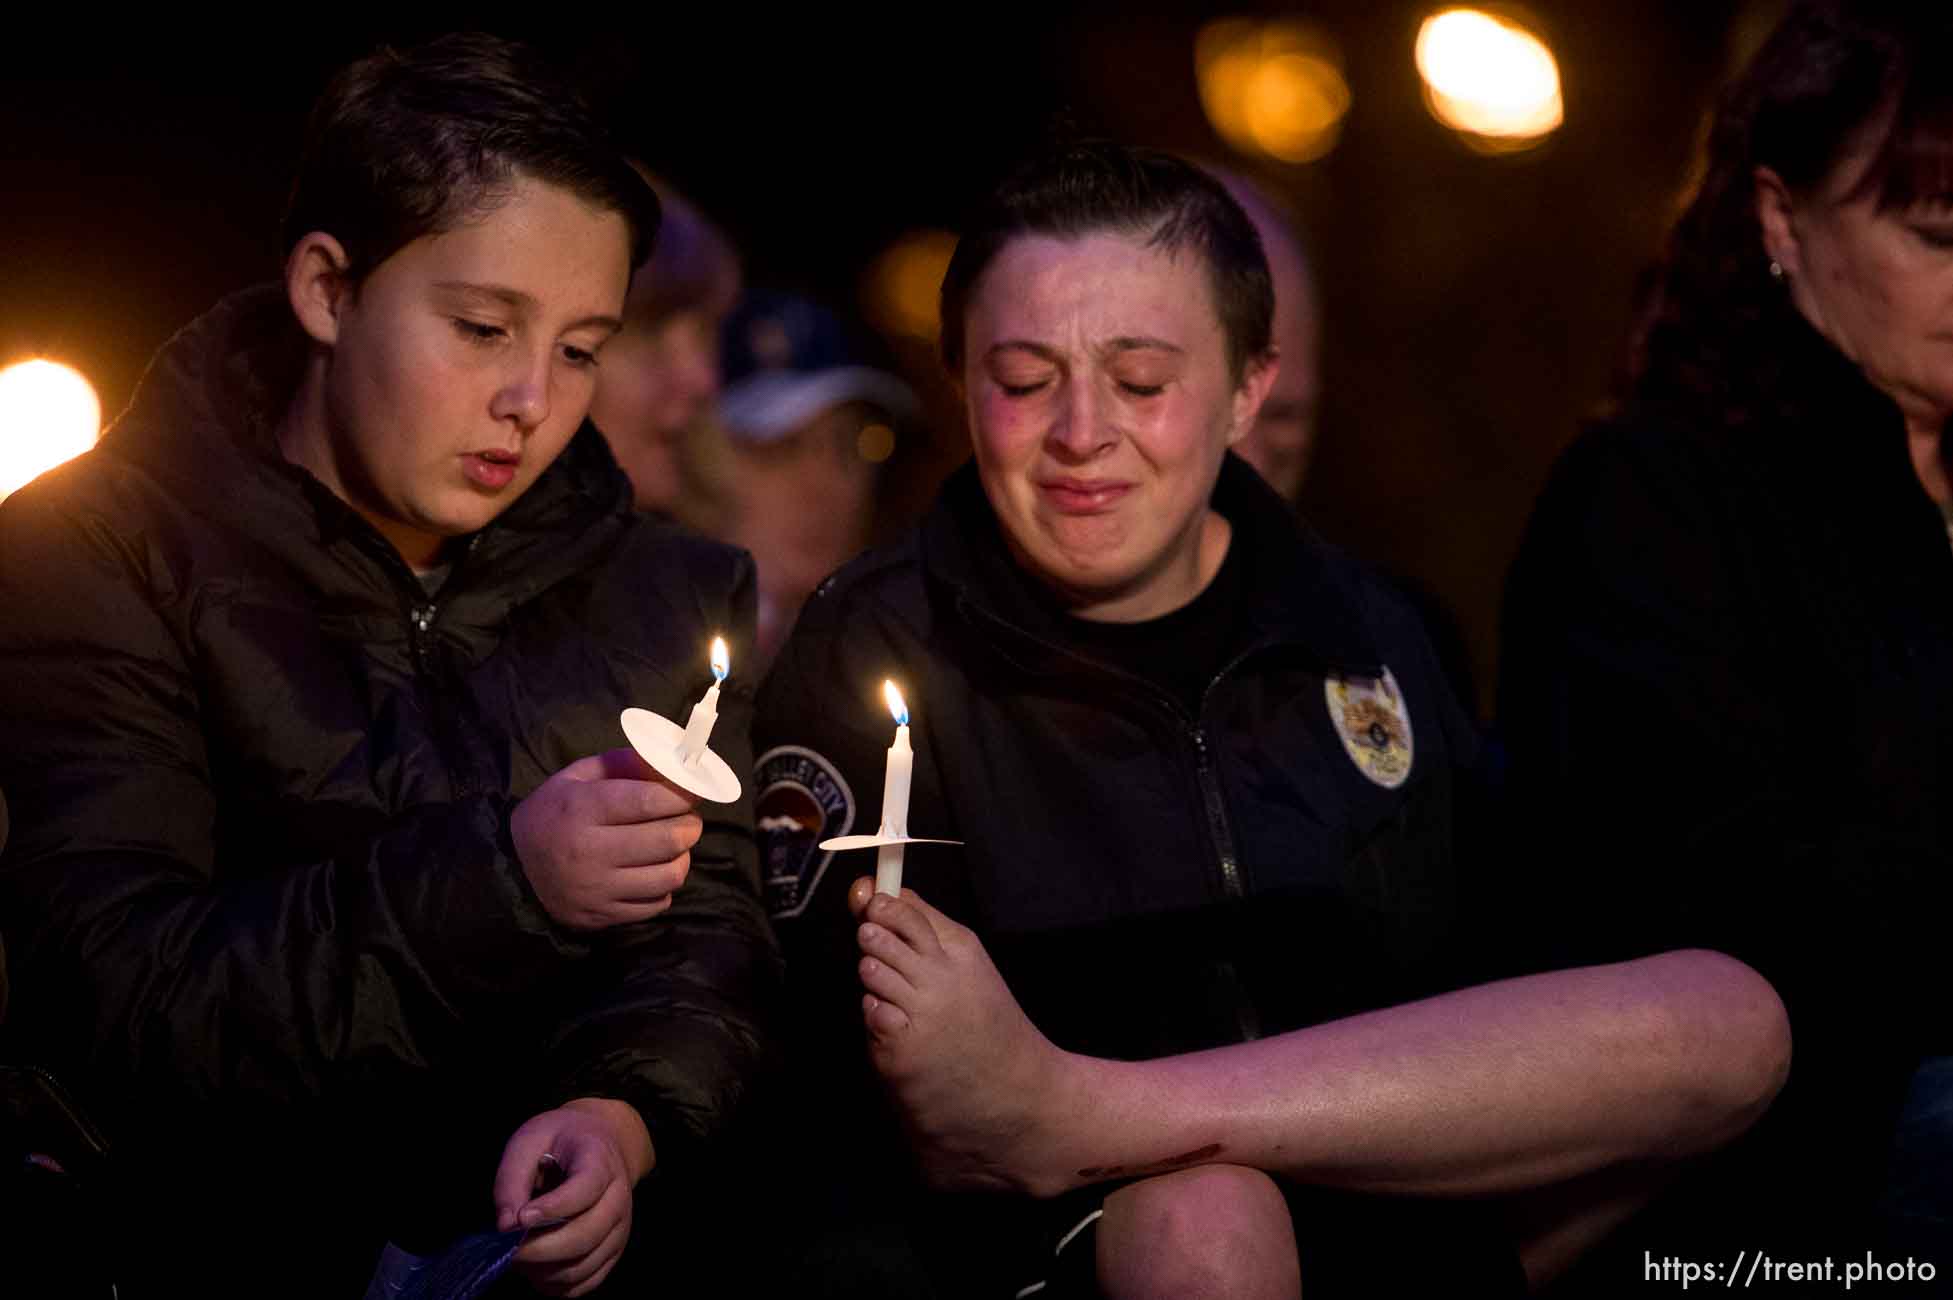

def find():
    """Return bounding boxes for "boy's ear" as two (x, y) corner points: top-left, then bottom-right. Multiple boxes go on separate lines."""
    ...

(284, 232), (355, 347)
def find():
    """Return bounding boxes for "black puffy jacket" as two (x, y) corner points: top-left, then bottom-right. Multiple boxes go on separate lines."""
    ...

(0, 288), (778, 1285)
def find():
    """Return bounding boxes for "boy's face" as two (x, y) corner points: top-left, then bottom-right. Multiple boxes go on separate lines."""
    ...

(313, 174), (631, 567)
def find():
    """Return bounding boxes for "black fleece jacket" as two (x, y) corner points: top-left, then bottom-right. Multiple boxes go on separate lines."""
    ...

(1502, 313), (1953, 1258)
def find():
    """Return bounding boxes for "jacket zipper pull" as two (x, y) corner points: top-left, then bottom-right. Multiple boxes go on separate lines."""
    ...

(409, 605), (437, 670)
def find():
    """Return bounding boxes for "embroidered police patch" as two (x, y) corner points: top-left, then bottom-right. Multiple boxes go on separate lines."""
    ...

(1325, 667), (1414, 789)
(755, 745), (855, 918)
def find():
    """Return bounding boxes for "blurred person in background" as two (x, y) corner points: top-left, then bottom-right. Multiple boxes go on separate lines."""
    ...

(588, 173), (742, 529)
(1502, 0), (1953, 1278)
(0, 35), (774, 1298)
(1212, 169), (1322, 504)
(714, 291), (919, 670)
(1215, 165), (1478, 707)
(755, 139), (1788, 1300)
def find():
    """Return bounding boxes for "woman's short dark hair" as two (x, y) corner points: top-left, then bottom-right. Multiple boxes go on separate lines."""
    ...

(282, 33), (661, 283)
(939, 141), (1274, 382)
(1631, 0), (1953, 423)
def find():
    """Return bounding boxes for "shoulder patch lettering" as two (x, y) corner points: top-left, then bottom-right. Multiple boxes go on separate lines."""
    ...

(755, 744), (855, 918)
(1325, 666), (1414, 789)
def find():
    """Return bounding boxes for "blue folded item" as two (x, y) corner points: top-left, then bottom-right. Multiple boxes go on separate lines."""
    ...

(364, 1225), (539, 1300)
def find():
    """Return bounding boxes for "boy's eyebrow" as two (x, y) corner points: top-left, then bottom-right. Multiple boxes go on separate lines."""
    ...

(434, 280), (622, 333)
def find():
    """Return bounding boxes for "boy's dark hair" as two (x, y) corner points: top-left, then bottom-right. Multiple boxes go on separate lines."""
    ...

(283, 33), (661, 282)
(939, 141), (1274, 381)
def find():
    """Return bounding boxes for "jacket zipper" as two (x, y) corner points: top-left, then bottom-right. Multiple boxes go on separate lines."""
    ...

(967, 596), (1272, 1041)
(401, 531), (481, 667)
(409, 602), (437, 657)
(392, 536), (492, 799)
(1189, 726), (1243, 902)
(403, 599), (493, 801)
(1189, 643), (1265, 903)
(968, 595), (1275, 894)
(1194, 645), (1273, 1043)
(1189, 723), (1263, 1044)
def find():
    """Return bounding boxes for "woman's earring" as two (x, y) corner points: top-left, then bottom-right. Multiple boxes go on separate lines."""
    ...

(1768, 258), (1786, 281)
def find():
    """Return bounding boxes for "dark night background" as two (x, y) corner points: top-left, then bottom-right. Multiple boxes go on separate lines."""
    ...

(0, 3), (1774, 713)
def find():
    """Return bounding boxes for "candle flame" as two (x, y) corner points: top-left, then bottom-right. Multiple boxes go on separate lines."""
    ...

(883, 679), (910, 727)
(710, 636), (729, 682)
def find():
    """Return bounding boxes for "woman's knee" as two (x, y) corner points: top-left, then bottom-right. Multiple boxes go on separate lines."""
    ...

(1097, 1164), (1301, 1300)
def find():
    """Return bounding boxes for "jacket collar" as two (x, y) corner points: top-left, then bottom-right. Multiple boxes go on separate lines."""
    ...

(101, 284), (634, 611)
(920, 452), (1383, 674)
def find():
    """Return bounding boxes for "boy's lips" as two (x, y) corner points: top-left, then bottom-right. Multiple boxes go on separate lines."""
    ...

(463, 450), (520, 490)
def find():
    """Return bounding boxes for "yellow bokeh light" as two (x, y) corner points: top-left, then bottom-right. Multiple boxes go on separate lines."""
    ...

(856, 422), (895, 464)
(1198, 19), (1351, 166)
(1196, 20), (1261, 151)
(1415, 9), (1563, 149)
(1244, 53), (1352, 163)
(0, 359), (102, 502)
(864, 230), (960, 343)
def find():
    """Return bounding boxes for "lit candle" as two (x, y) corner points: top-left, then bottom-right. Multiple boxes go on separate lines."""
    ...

(677, 636), (730, 763)
(876, 680), (912, 896)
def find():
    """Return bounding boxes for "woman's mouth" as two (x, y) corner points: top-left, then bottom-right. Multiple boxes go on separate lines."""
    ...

(1038, 479), (1132, 513)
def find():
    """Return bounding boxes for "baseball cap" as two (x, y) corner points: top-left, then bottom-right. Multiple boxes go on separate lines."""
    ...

(717, 292), (918, 443)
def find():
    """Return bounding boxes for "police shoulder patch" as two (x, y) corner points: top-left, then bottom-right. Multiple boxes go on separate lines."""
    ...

(1325, 666), (1414, 789)
(755, 744), (855, 918)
